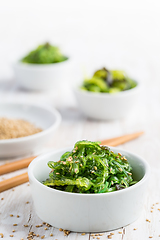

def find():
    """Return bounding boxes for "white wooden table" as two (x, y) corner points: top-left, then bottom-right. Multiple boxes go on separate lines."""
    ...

(0, 79), (160, 240)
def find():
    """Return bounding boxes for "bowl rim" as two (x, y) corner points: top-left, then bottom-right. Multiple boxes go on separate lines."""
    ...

(0, 102), (61, 144)
(28, 146), (150, 197)
(13, 57), (71, 68)
(73, 79), (140, 98)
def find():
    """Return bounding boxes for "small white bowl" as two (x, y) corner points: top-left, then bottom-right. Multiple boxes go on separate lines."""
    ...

(73, 82), (140, 120)
(0, 102), (61, 158)
(28, 146), (150, 232)
(13, 59), (72, 91)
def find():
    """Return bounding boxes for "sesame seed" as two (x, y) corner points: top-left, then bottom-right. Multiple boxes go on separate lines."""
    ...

(1, 198), (4, 200)
(151, 210), (153, 213)
(93, 237), (95, 239)
(10, 214), (13, 217)
(133, 228), (137, 230)
(110, 233), (114, 235)
(146, 219), (151, 222)
(21, 238), (24, 240)
(56, 172), (60, 175)
(91, 234), (95, 236)
(97, 237), (100, 239)
(80, 164), (82, 167)
(17, 215), (20, 218)
(151, 207), (154, 209)
(26, 201), (29, 204)
(44, 227), (48, 230)
(95, 234), (99, 236)
(81, 233), (86, 235)
(75, 161), (79, 163)
(50, 233), (53, 236)
(149, 237), (153, 238)
(37, 234), (39, 237)
(158, 209), (160, 211)
(24, 224), (29, 227)
(0, 233), (4, 238)
(118, 231), (122, 234)
(9, 235), (14, 237)
(118, 153), (122, 156)
(94, 166), (97, 171)
(128, 172), (132, 175)
(13, 224), (17, 226)
(59, 228), (63, 231)
(108, 235), (112, 239)
(12, 230), (15, 232)
(41, 236), (45, 239)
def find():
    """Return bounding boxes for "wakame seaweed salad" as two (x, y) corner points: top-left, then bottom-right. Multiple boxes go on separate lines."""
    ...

(43, 140), (137, 193)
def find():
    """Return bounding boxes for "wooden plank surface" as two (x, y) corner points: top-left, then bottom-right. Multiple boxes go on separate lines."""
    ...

(0, 79), (160, 240)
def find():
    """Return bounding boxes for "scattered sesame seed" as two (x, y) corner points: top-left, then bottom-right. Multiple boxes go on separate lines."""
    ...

(59, 228), (63, 231)
(56, 172), (60, 175)
(13, 224), (17, 226)
(9, 235), (14, 237)
(94, 166), (97, 171)
(24, 224), (29, 227)
(110, 233), (114, 235)
(17, 215), (20, 218)
(133, 228), (137, 230)
(158, 209), (160, 211)
(75, 161), (79, 163)
(27, 183), (30, 186)
(118, 153), (122, 156)
(99, 233), (104, 236)
(146, 219), (151, 222)
(12, 230), (15, 232)
(21, 238), (24, 240)
(108, 235), (112, 239)
(12, 189), (15, 191)
(97, 237), (100, 239)
(50, 233), (53, 236)
(151, 210), (153, 213)
(41, 236), (45, 239)
(95, 234), (99, 236)
(0, 233), (4, 238)
(118, 231), (122, 234)
(151, 207), (154, 209)
(10, 214), (13, 217)
(81, 233), (86, 235)
(128, 172), (132, 175)
(26, 201), (29, 204)
(37, 234), (39, 237)
(156, 202), (159, 204)
(93, 237), (95, 239)
(44, 227), (48, 230)
(91, 234), (95, 236)
(149, 237), (153, 238)
(80, 164), (82, 167)
(1, 198), (4, 200)
(43, 222), (46, 224)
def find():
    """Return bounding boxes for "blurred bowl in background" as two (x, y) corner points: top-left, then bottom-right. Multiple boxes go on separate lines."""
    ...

(13, 59), (73, 91)
(73, 80), (140, 120)
(0, 102), (61, 158)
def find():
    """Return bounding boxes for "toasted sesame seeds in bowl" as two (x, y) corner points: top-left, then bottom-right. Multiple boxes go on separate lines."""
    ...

(28, 146), (150, 232)
(0, 102), (61, 158)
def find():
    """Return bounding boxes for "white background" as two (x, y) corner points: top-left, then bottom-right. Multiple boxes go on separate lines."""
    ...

(0, 0), (160, 84)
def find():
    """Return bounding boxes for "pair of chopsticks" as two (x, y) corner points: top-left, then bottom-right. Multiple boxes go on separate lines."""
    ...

(0, 131), (144, 193)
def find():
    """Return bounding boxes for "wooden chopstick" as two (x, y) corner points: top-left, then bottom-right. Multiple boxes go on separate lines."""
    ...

(0, 131), (144, 192)
(0, 156), (36, 175)
(100, 131), (144, 146)
(0, 172), (29, 192)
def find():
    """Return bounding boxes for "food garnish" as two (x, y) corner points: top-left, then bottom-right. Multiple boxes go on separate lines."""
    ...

(80, 68), (137, 93)
(43, 140), (136, 193)
(21, 42), (68, 64)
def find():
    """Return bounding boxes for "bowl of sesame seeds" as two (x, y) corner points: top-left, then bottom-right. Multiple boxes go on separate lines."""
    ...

(0, 102), (61, 158)
(28, 146), (150, 232)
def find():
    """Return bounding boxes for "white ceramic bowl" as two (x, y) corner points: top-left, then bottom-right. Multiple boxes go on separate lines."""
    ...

(13, 59), (72, 91)
(0, 102), (61, 158)
(28, 146), (150, 232)
(73, 82), (140, 120)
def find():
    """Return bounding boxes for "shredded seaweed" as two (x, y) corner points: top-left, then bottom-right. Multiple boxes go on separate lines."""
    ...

(43, 140), (137, 193)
